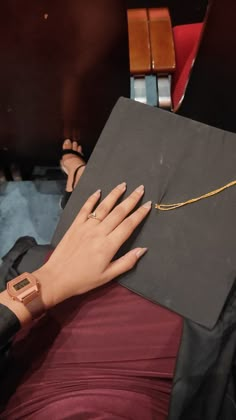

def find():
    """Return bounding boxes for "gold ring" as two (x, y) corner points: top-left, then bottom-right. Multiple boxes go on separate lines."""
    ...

(87, 211), (101, 221)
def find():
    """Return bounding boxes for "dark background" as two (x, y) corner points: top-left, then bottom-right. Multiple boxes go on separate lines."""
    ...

(127, 0), (208, 25)
(0, 0), (208, 170)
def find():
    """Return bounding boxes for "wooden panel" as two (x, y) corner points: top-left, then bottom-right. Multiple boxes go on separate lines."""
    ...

(127, 9), (151, 74)
(148, 8), (176, 73)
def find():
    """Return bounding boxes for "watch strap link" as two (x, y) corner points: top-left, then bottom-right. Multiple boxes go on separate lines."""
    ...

(26, 294), (45, 319)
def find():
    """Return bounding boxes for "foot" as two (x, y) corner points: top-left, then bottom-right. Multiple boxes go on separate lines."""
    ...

(60, 139), (86, 192)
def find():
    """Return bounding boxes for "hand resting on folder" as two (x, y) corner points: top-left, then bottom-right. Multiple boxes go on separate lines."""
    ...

(0, 183), (151, 328)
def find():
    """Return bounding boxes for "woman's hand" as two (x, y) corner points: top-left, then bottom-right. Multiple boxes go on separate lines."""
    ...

(35, 183), (152, 309)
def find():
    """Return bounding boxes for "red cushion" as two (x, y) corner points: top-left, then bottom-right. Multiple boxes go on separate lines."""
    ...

(172, 23), (203, 110)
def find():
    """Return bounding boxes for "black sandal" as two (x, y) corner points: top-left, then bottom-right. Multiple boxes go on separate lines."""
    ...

(60, 149), (86, 210)
(61, 149), (85, 160)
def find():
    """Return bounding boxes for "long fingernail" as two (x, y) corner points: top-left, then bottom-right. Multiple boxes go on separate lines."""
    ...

(117, 182), (127, 191)
(136, 247), (148, 258)
(143, 200), (152, 208)
(94, 189), (101, 196)
(135, 185), (145, 194)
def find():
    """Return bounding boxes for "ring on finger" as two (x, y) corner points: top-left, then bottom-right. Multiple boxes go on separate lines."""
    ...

(87, 210), (102, 222)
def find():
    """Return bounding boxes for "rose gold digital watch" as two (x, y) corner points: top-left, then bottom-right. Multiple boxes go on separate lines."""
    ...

(7, 272), (45, 319)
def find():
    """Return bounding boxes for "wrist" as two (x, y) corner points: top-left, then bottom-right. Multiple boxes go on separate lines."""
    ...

(0, 268), (61, 328)
(5, 272), (48, 326)
(33, 265), (65, 310)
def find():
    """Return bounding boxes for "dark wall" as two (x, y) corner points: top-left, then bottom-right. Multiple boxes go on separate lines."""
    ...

(0, 1), (130, 164)
(178, 0), (236, 134)
(0, 0), (208, 166)
(127, 0), (208, 26)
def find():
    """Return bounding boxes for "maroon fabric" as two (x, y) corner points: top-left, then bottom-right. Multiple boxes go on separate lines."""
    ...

(2, 282), (183, 419)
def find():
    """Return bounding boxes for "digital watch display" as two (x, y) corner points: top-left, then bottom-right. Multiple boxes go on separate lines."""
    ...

(7, 272), (45, 319)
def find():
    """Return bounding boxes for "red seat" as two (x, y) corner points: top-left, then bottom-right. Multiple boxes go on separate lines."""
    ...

(172, 23), (203, 110)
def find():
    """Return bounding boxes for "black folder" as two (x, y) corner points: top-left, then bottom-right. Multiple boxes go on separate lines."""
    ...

(52, 98), (236, 329)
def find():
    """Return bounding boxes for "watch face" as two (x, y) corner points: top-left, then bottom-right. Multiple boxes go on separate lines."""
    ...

(7, 273), (43, 317)
(13, 278), (30, 291)
(7, 273), (39, 302)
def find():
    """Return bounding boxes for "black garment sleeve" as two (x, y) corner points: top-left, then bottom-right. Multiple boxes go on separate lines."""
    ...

(0, 303), (20, 374)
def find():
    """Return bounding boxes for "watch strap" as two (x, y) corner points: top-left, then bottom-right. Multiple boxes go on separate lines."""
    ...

(26, 294), (45, 319)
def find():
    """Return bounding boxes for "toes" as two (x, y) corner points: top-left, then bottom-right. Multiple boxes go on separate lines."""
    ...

(77, 145), (83, 154)
(72, 141), (78, 151)
(63, 139), (83, 155)
(63, 139), (72, 150)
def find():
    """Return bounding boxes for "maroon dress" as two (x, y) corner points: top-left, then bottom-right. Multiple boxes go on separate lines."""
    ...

(2, 282), (183, 419)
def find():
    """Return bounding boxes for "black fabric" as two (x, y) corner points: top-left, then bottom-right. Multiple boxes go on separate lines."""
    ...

(0, 304), (20, 375)
(52, 97), (236, 329)
(0, 304), (20, 348)
(17, 244), (53, 273)
(0, 236), (37, 291)
(0, 236), (52, 290)
(168, 287), (236, 420)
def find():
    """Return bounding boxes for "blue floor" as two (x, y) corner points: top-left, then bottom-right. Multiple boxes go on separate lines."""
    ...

(0, 180), (64, 257)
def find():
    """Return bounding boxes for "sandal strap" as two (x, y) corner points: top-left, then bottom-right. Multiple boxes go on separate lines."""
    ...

(72, 164), (86, 189)
(61, 149), (86, 161)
